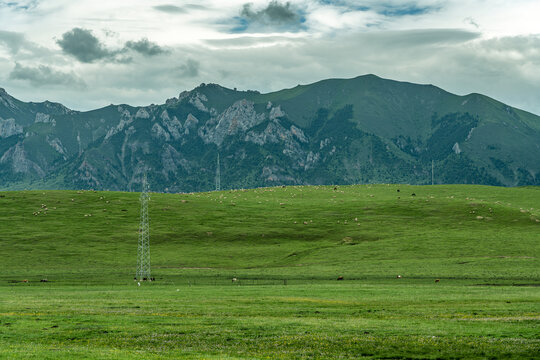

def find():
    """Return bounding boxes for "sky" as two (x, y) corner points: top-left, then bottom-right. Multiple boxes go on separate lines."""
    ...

(0, 0), (539, 115)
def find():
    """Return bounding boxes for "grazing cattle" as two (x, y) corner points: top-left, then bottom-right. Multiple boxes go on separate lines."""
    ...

(397, 189), (400, 192)
(435, 279), (440, 283)
(337, 276), (344, 281)
(232, 278), (237, 282)
(411, 193), (416, 196)
(396, 275), (402, 279)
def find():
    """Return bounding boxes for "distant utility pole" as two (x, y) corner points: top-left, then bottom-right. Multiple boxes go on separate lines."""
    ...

(431, 160), (434, 185)
(136, 174), (151, 281)
(215, 153), (221, 191)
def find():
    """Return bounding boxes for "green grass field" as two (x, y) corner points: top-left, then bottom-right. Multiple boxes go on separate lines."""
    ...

(1, 185), (539, 359)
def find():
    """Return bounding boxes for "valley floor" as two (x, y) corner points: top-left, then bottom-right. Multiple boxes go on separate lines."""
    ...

(1, 280), (539, 359)
(0, 184), (539, 358)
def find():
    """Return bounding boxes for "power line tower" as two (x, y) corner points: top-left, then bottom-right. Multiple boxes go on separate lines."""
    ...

(215, 152), (221, 191)
(431, 159), (434, 185)
(136, 174), (151, 281)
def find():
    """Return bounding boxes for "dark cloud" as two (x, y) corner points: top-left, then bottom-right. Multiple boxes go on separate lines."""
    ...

(57, 28), (112, 63)
(57, 28), (168, 62)
(0, 30), (26, 53)
(316, 1), (440, 17)
(1, 0), (38, 11)
(236, 1), (305, 32)
(153, 4), (206, 13)
(125, 38), (167, 56)
(9, 63), (86, 88)
(178, 59), (200, 77)
(377, 4), (441, 17)
(241, 1), (296, 23)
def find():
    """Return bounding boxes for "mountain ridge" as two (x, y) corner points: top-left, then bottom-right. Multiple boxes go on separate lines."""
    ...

(1, 74), (539, 191)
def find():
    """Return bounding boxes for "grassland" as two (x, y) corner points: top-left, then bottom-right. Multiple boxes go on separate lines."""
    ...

(0, 184), (539, 359)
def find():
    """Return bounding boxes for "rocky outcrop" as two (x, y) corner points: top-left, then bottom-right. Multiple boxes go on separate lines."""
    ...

(290, 125), (308, 143)
(161, 110), (183, 140)
(245, 121), (288, 145)
(47, 136), (68, 159)
(186, 91), (218, 115)
(152, 123), (170, 142)
(0, 118), (23, 138)
(105, 110), (134, 140)
(0, 142), (45, 176)
(199, 99), (266, 146)
(0, 88), (18, 110)
(35, 112), (56, 125)
(135, 108), (150, 119)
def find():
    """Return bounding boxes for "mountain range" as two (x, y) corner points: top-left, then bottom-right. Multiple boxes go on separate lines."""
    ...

(1, 74), (539, 192)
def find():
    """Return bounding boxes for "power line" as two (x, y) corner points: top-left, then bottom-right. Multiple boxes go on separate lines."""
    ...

(215, 153), (221, 191)
(136, 174), (151, 281)
(432, 159), (434, 185)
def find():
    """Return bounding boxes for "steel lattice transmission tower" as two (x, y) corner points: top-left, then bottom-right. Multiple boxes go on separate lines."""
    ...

(136, 174), (151, 281)
(215, 153), (221, 191)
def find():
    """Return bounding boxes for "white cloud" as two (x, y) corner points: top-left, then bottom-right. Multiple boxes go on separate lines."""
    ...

(0, 0), (538, 115)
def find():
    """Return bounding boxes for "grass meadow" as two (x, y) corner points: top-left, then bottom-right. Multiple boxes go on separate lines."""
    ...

(0, 184), (539, 358)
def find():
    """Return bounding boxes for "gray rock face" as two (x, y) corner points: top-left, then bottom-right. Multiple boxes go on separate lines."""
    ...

(305, 151), (320, 170)
(245, 122), (287, 145)
(105, 111), (134, 140)
(466, 127), (475, 141)
(0, 118), (23, 138)
(189, 92), (210, 113)
(0, 142), (45, 176)
(269, 105), (285, 120)
(290, 125), (307, 143)
(200, 99), (266, 146)
(161, 110), (183, 140)
(47, 136), (68, 158)
(161, 144), (190, 179)
(152, 123), (170, 142)
(35, 112), (55, 125)
(135, 108), (150, 119)
(0, 89), (18, 110)
(184, 114), (199, 135)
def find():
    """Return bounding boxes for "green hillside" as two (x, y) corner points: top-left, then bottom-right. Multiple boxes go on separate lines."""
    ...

(1, 185), (539, 359)
(2, 185), (539, 281)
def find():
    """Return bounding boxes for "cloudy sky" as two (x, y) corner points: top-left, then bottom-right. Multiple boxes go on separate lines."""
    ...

(1, 0), (539, 115)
